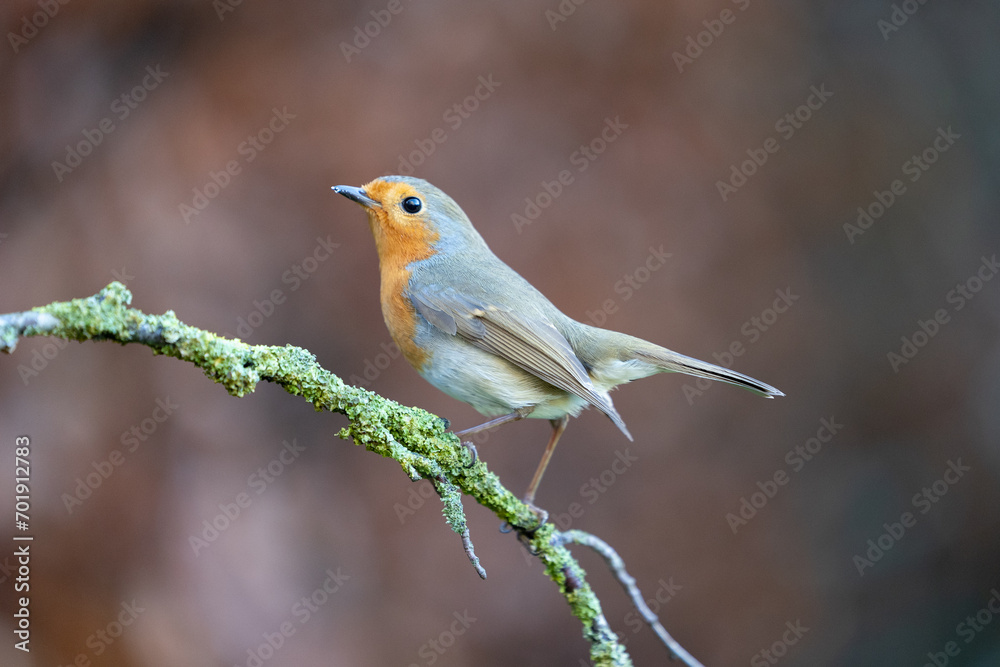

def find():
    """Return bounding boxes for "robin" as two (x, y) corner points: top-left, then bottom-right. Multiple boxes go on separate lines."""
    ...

(333, 176), (783, 512)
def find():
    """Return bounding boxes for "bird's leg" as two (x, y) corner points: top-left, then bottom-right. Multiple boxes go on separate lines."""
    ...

(521, 415), (570, 529)
(454, 406), (535, 468)
(455, 406), (535, 437)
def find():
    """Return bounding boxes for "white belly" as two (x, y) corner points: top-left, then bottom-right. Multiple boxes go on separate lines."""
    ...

(418, 336), (591, 420)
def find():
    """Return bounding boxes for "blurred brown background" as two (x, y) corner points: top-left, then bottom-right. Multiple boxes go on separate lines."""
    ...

(2, 1), (999, 665)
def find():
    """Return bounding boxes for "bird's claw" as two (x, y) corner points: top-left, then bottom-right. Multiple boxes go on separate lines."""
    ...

(460, 440), (477, 468)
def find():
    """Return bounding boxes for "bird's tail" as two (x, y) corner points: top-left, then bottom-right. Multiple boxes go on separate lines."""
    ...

(633, 343), (784, 398)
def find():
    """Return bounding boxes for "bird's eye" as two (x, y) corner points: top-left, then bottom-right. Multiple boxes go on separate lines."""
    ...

(401, 197), (423, 214)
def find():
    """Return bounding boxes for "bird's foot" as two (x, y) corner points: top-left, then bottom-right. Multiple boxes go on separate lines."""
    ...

(499, 500), (548, 537)
(460, 440), (478, 468)
(523, 501), (549, 532)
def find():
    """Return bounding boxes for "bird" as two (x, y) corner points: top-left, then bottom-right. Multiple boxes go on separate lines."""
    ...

(333, 175), (783, 512)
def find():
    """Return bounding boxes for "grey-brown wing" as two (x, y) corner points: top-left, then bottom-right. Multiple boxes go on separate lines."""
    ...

(411, 286), (631, 439)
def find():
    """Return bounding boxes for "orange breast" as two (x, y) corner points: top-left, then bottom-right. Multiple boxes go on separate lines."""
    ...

(371, 223), (438, 371)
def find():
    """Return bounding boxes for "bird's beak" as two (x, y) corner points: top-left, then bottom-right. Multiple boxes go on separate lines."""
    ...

(332, 185), (381, 209)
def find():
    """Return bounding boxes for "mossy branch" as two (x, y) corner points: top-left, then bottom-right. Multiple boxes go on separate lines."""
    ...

(0, 282), (703, 667)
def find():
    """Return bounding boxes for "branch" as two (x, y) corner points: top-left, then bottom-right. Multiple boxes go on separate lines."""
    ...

(0, 282), (703, 666)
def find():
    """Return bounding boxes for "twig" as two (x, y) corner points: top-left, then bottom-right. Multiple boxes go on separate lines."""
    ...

(555, 529), (705, 667)
(460, 527), (486, 580)
(433, 474), (487, 579)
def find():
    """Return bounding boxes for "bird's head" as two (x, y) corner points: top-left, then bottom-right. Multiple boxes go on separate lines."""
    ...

(333, 176), (484, 262)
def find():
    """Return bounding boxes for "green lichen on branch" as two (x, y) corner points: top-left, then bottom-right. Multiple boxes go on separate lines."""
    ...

(0, 282), (636, 666)
(527, 523), (633, 666)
